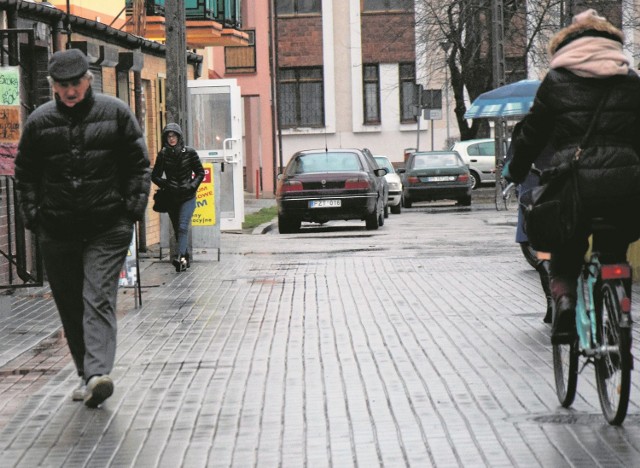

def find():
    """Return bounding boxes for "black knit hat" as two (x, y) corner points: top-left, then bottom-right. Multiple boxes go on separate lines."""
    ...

(48, 49), (89, 82)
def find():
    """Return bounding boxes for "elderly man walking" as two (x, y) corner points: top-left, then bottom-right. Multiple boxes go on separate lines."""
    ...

(14, 49), (150, 408)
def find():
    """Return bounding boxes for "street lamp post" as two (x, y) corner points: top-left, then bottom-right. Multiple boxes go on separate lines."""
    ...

(440, 41), (451, 145)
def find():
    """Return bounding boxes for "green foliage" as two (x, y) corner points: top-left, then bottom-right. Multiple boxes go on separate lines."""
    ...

(242, 206), (278, 230)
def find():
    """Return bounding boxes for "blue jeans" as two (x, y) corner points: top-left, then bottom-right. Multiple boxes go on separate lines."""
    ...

(39, 217), (133, 379)
(168, 196), (196, 257)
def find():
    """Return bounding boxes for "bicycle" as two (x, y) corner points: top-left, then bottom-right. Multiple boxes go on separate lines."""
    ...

(553, 220), (633, 425)
(501, 180), (518, 211)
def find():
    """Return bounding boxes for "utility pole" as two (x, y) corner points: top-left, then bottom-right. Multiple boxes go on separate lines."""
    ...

(165, 0), (188, 137)
(164, 0), (188, 259)
(491, 0), (507, 210)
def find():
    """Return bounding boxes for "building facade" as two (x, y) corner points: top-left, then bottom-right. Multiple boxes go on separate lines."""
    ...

(274, 0), (433, 167)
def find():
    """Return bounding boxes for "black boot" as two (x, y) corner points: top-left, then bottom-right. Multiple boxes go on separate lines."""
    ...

(551, 296), (577, 345)
(536, 260), (553, 324)
(184, 253), (191, 268)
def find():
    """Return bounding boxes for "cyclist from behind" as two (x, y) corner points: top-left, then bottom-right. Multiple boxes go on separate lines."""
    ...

(503, 9), (640, 344)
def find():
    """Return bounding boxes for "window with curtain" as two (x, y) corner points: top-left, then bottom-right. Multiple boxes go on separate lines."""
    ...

(277, 0), (321, 15)
(399, 63), (417, 123)
(278, 67), (324, 128)
(362, 0), (413, 12)
(363, 64), (380, 124)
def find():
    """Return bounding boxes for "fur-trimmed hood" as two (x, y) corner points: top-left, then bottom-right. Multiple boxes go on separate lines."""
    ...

(548, 9), (624, 55)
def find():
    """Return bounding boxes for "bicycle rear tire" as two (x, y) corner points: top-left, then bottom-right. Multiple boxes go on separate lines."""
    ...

(553, 339), (579, 408)
(503, 183), (517, 211)
(595, 281), (632, 425)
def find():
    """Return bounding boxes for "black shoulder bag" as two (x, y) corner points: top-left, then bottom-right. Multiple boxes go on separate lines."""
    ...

(152, 152), (171, 213)
(521, 89), (610, 252)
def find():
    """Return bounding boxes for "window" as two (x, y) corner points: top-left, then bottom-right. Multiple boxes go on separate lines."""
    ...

(363, 64), (380, 124)
(117, 70), (130, 105)
(278, 67), (324, 128)
(225, 30), (256, 73)
(277, 0), (321, 15)
(363, 0), (413, 12)
(399, 63), (417, 123)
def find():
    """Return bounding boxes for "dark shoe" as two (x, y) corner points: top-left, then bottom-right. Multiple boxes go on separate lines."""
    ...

(184, 253), (191, 268)
(551, 296), (577, 345)
(84, 375), (114, 408)
(172, 257), (181, 272)
(179, 256), (187, 272)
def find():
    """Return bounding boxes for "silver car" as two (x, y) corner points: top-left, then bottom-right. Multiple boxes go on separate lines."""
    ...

(450, 139), (496, 189)
(374, 155), (402, 214)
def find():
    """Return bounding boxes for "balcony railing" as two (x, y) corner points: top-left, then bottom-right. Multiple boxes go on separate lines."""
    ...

(126, 0), (241, 28)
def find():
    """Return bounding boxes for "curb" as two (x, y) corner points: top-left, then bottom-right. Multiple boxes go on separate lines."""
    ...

(252, 218), (277, 235)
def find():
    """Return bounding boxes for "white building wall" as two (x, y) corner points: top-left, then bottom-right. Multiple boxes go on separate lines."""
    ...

(279, 0), (429, 167)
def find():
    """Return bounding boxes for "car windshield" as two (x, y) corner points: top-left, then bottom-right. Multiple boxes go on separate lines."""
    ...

(290, 152), (363, 174)
(412, 153), (460, 168)
(374, 157), (394, 172)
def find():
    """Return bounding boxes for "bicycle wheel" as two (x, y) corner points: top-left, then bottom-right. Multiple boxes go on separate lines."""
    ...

(595, 281), (632, 425)
(495, 177), (507, 211)
(519, 242), (539, 269)
(553, 338), (579, 407)
(503, 182), (518, 211)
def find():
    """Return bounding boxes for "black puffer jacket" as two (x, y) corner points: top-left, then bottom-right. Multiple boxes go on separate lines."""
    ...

(151, 123), (205, 203)
(510, 13), (640, 212)
(512, 70), (640, 210)
(15, 88), (150, 238)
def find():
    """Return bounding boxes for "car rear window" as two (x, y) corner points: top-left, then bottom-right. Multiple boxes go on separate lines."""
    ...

(412, 153), (461, 168)
(374, 157), (394, 172)
(290, 152), (363, 174)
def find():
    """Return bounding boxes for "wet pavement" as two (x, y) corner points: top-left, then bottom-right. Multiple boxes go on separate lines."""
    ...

(1, 190), (640, 467)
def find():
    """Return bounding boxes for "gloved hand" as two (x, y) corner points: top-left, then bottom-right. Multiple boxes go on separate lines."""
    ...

(501, 160), (514, 183)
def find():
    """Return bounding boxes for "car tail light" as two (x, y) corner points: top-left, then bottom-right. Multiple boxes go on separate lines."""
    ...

(601, 264), (631, 280)
(407, 176), (419, 184)
(457, 174), (470, 183)
(279, 180), (303, 193)
(345, 178), (370, 190)
(621, 297), (631, 313)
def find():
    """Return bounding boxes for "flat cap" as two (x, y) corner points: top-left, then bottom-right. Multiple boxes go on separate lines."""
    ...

(48, 49), (89, 82)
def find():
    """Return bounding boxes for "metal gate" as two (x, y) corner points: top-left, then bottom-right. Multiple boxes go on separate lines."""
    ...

(0, 29), (43, 288)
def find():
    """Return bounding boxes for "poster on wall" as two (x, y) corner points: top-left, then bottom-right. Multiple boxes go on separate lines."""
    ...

(0, 66), (20, 176)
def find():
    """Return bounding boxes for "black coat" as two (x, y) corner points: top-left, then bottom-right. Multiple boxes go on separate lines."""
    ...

(511, 68), (640, 212)
(15, 88), (150, 238)
(152, 122), (205, 205)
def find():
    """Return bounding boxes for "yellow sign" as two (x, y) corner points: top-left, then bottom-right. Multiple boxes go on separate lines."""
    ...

(192, 162), (215, 226)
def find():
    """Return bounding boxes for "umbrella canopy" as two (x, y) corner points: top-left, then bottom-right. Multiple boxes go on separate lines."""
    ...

(464, 79), (541, 119)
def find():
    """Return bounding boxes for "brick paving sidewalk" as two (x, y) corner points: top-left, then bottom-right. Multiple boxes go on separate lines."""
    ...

(0, 206), (639, 467)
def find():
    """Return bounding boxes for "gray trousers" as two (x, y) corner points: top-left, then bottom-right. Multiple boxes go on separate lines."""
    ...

(40, 217), (133, 381)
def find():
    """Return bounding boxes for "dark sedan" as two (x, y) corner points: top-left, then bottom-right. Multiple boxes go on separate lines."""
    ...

(400, 151), (472, 207)
(276, 148), (388, 233)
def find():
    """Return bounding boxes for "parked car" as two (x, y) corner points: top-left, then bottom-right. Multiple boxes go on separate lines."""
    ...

(450, 138), (496, 189)
(364, 149), (389, 218)
(373, 155), (402, 214)
(399, 151), (472, 207)
(276, 148), (388, 233)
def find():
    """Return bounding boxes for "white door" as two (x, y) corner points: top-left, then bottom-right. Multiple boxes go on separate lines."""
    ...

(187, 79), (244, 231)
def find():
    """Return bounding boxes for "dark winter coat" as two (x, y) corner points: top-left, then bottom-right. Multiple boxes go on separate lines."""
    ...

(511, 69), (640, 211)
(15, 88), (150, 238)
(151, 123), (205, 204)
(510, 13), (640, 213)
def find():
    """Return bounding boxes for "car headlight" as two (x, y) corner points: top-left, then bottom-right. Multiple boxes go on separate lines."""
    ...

(388, 182), (400, 190)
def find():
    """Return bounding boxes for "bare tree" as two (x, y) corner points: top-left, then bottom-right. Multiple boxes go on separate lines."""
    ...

(416, 0), (640, 141)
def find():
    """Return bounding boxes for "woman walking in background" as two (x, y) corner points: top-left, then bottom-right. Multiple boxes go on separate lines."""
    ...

(152, 123), (205, 272)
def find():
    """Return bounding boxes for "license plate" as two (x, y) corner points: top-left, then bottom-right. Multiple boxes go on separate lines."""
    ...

(309, 199), (341, 208)
(424, 176), (455, 182)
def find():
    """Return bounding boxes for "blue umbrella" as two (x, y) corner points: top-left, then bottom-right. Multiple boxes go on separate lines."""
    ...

(464, 79), (541, 119)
